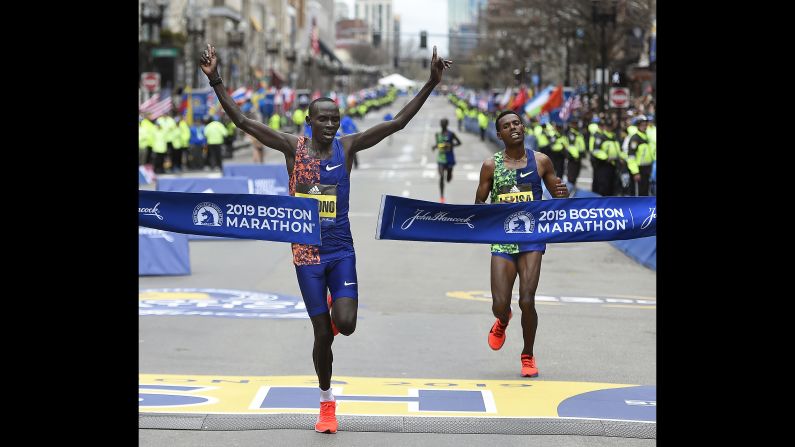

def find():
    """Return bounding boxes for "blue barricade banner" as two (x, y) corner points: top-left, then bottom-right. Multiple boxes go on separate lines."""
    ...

(223, 163), (289, 196)
(139, 190), (321, 244)
(612, 236), (657, 270)
(376, 195), (656, 244)
(139, 227), (191, 276)
(573, 188), (656, 270)
(157, 177), (251, 240)
(157, 177), (250, 194)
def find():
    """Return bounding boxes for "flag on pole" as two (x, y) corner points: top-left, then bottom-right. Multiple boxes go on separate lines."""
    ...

(140, 90), (172, 119)
(540, 85), (563, 115)
(185, 86), (193, 125)
(522, 86), (554, 117)
(559, 94), (582, 122)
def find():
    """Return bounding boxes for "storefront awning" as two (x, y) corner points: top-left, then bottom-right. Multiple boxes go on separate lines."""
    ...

(317, 39), (342, 65)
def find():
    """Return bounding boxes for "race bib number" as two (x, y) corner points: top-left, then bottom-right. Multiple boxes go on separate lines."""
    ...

(497, 184), (534, 203)
(296, 183), (337, 220)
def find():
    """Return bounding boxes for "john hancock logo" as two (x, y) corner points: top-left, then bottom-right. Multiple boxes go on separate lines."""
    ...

(641, 207), (656, 230)
(504, 211), (535, 233)
(139, 202), (163, 220)
(193, 202), (223, 226)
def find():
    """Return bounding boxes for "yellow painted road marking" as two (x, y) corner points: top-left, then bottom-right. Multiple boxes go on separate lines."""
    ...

(140, 374), (638, 417)
(447, 291), (655, 309)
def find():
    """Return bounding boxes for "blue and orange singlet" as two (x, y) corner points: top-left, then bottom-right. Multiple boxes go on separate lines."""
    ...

(289, 137), (354, 265)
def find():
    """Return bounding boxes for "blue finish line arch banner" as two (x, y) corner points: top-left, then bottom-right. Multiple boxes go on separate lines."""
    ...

(376, 195), (656, 244)
(139, 190), (321, 245)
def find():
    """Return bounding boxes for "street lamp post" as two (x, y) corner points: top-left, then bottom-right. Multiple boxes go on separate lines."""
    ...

(140, 1), (166, 72)
(592, 0), (616, 112)
(187, 17), (205, 88)
(227, 27), (245, 87)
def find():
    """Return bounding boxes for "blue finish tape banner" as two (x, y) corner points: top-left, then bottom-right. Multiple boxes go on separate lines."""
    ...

(139, 190), (321, 245)
(138, 227), (191, 276)
(157, 177), (251, 240)
(223, 163), (289, 196)
(376, 195), (656, 244)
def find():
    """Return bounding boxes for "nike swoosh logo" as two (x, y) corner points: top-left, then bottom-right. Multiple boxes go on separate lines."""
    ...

(326, 164), (342, 171)
(344, 281), (357, 286)
(519, 171), (534, 178)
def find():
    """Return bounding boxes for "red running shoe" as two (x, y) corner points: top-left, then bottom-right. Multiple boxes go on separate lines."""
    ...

(487, 310), (512, 350)
(520, 354), (539, 377)
(315, 400), (338, 433)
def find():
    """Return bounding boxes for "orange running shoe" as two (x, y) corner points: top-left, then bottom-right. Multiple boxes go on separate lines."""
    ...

(315, 400), (338, 433)
(520, 354), (539, 377)
(487, 310), (512, 350)
(327, 294), (339, 336)
(440, 196), (446, 203)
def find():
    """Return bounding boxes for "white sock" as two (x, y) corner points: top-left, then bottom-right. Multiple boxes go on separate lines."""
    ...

(320, 388), (335, 402)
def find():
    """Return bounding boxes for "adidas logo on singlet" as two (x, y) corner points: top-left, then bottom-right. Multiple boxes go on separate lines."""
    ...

(510, 185), (520, 193)
(308, 185), (321, 195)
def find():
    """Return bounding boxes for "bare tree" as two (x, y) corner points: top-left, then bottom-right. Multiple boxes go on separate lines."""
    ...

(347, 43), (388, 66)
(460, 0), (654, 90)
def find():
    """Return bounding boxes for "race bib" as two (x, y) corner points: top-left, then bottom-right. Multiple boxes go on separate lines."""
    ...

(437, 148), (448, 164)
(497, 184), (534, 203)
(296, 183), (337, 220)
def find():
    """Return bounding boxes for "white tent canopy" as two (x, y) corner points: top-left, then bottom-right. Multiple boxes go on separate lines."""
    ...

(377, 73), (419, 89)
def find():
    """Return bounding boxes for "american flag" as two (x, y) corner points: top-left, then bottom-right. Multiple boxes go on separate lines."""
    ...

(558, 95), (582, 122)
(139, 91), (173, 120)
(231, 87), (252, 104)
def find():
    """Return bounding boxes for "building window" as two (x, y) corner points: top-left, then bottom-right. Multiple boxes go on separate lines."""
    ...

(377, 4), (382, 31)
(355, 4), (359, 18)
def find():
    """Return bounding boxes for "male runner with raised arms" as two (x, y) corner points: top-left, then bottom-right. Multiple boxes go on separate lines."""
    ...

(431, 118), (461, 202)
(475, 110), (568, 377)
(200, 44), (451, 433)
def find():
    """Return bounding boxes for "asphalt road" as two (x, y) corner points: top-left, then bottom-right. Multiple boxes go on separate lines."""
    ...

(139, 94), (656, 446)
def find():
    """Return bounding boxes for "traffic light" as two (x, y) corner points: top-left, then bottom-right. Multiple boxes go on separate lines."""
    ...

(394, 57), (399, 68)
(373, 31), (381, 48)
(420, 31), (427, 49)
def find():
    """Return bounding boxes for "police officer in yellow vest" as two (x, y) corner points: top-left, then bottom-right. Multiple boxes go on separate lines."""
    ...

(269, 111), (281, 131)
(156, 112), (177, 172)
(169, 114), (186, 172)
(151, 121), (168, 174)
(455, 106), (464, 131)
(548, 121), (568, 179)
(477, 110), (488, 141)
(565, 120), (586, 192)
(626, 115), (654, 195)
(203, 116), (227, 170)
(588, 117), (617, 196)
(139, 115), (154, 165)
(292, 108), (306, 135)
(467, 107), (477, 128)
(646, 114), (656, 160)
(533, 116), (550, 157)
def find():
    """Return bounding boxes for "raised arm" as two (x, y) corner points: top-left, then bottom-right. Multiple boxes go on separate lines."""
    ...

(475, 158), (496, 204)
(451, 132), (462, 147)
(537, 153), (569, 198)
(200, 44), (296, 156)
(343, 46), (452, 154)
